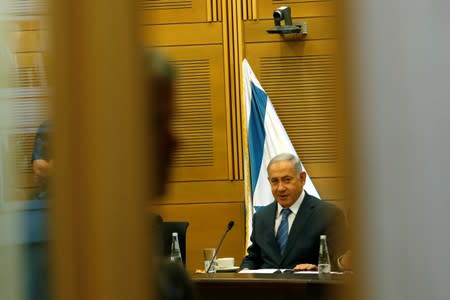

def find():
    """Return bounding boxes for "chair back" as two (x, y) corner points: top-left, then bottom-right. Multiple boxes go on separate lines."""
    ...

(161, 221), (189, 266)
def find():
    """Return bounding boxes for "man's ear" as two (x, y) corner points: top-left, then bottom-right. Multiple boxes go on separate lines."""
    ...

(299, 171), (307, 183)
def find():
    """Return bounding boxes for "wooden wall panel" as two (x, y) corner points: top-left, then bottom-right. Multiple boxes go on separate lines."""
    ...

(7, 30), (47, 52)
(245, 40), (339, 169)
(142, 1), (345, 253)
(155, 44), (230, 181)
(4, 0), (47, 16)
(141, 0), (232, 183)
(313, 177), (344, 200)
(141, 23), (223, 47)
(1, 19), (48, 201)
(150, 202), (246, 273)
(161, 180), (244, 204)
(257, 0), (336, 19)
(260, 54), (337, 165)
(139, 0), (211, 25)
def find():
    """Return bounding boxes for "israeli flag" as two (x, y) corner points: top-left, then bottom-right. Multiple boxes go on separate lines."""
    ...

(242, 59), (320, 244)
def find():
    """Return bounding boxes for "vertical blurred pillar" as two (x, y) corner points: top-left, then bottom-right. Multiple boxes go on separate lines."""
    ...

(348, 1), (450, 300)
(49, 0), (153, 299)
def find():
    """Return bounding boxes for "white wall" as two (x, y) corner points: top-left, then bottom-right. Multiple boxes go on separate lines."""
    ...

(351, 1), (450, 299)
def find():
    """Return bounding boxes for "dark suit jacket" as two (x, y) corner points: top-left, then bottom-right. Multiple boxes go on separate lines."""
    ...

(240, 192), (347, 270)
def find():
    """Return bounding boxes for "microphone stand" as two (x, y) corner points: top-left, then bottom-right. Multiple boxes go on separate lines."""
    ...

(206, 221), (234, 273)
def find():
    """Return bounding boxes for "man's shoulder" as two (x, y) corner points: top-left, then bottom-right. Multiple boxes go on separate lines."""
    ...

(254, 201), (277, 217)
(304, 193), (341, 212)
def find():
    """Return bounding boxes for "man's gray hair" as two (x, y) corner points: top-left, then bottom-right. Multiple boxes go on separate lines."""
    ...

(267, 153), (303, 176)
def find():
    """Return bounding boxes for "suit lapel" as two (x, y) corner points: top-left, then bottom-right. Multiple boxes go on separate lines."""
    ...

(280, 194), (316, 263)
(266, 202), (281, 257)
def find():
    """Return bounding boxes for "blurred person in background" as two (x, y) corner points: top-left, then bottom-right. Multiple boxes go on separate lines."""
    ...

(145, 49), (196, 300)
(24, 119), (52, 300)
(31, 119), (52, 200)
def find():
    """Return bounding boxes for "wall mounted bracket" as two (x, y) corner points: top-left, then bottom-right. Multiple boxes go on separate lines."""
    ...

(266, 6), (308, 36)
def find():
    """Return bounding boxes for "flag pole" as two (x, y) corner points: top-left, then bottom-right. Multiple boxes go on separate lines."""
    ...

(241, 58), (253, 251)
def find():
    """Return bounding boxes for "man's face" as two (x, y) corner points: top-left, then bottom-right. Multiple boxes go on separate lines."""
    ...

(268, 160), (306, 208)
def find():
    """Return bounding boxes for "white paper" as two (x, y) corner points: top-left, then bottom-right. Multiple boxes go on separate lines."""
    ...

(238, 269), (279, 274)
(238, 269), (344, 275)
(293, 271), (343, 275)
(293, 271), (318, 274)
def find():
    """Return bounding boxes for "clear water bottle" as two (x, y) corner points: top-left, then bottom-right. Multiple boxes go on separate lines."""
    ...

(169, 232), (183, 264)
(318, 235), (331, 276)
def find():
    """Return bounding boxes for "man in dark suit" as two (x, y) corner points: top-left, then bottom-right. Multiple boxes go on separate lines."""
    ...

(240, 153), (347, 271)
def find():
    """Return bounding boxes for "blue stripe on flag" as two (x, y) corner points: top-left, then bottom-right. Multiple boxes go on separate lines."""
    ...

(248, 81), (268, 199)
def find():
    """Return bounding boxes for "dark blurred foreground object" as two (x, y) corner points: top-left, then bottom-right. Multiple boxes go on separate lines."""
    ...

(145, 49), (196, 300)
(157, 259), (197, 300)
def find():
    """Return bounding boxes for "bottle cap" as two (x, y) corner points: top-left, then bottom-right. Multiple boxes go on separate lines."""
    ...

(172, 232), (178, 237)
(320, 235), (326, 239)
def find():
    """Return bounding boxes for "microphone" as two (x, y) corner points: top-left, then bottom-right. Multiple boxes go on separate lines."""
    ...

(206, 221), (234, 273)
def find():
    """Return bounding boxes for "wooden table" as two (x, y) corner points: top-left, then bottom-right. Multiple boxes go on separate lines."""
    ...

(191, 272), (351, 300)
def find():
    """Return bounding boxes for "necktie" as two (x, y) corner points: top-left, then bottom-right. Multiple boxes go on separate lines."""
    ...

(276, 208), (291, 256)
